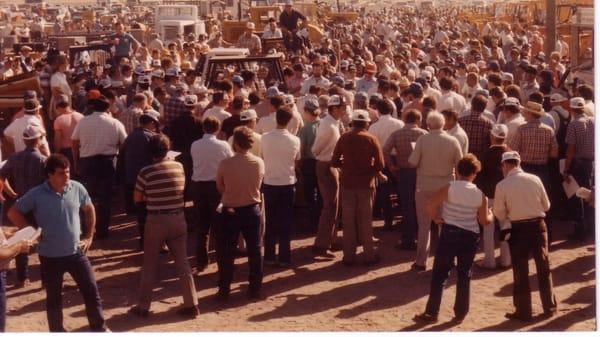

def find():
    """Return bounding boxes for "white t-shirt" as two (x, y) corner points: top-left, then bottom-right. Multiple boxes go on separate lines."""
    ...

(50, 72), (72, 96)
(4, 114), (49, 154)
(260, 129), (300, 186)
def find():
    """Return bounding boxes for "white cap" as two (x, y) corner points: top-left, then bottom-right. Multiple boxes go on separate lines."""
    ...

(184, 95), (198, 106)
(166, 68), (179, 77)
(265, 86), (281, 98)
(491, 124), (508, 139)
(151, 69), (165, 78)
(504, 97), (520, 108)
(327, 94), (346, 107)
(134, 65), (149, 75)
(570, 97), (585, 109)
(424, 65), (435, 75)
(284, 0), (293, 5)
(501, 151), (521, 163)
(151, 59), (161, 67)
(550, 93), (567, 103)
(284, 94), (294, 106)
(143, 109), (161, 123)
(196, 85), (208, 94)
(340, 60), (349, 68)
(502, 72), (514, 82)
(22, 123), (45, 140)
(477, 60), (487, 68)
(137, 75), (151, 84)
(246, 22), (256, 30)
(99, 77), (112, 88)
(420, 70), (432, 81)
(352, 109), (371, 122)
(240, 109), (258, 121)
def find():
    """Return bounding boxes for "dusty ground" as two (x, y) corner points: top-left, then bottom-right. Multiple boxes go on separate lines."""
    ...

(4, 206), (597, 332)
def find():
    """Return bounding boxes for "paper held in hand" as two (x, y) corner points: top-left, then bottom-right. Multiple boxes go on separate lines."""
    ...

(4, 227), (42, 246)
(562, 176), (580, 199)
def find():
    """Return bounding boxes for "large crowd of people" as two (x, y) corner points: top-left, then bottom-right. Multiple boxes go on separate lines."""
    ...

(0, 0), (595, 332)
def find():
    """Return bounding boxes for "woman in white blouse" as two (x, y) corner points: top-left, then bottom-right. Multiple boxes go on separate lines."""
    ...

(414, 154), (493, 324)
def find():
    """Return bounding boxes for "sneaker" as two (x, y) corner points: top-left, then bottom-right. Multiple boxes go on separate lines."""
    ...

(505, 312), (532, 322)
(312, 247), (335, 258)
(176, 306), (199, 318)
(413, 312), (438, 323)
(541, 309), (557, 319)
(128, 306), (150, 318)
(451, 315), (466, 324)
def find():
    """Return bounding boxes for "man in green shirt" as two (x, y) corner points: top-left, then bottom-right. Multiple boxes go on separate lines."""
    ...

(297, 98), (321, 230)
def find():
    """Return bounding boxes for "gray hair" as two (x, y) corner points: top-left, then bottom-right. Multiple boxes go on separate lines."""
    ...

(426, 111), (445, 130)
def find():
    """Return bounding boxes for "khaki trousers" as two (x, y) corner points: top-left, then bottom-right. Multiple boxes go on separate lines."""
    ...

(341, 187), (376, 262)
(138, 211), (198, 310)
(313, 161), (340, 249)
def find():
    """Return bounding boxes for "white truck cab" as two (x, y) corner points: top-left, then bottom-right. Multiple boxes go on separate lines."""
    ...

(155, 5), (206, 43)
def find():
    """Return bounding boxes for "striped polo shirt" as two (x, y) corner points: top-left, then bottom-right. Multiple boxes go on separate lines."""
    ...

(135, 160), (186, 211)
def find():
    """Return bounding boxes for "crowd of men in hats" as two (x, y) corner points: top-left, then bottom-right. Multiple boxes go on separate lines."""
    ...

(0, 0), (595, 332)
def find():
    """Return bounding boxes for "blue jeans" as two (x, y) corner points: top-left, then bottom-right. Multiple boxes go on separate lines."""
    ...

(568, 158), (594, 236)
(396, 168), (417, 244)
(40, 251), (106, 332)
(215, 204), (263, 293)
(425, 224), (479, 318)
(263, 184), (295, 263)
(79, 155), (116, 238)
(0, 271), (6, 332)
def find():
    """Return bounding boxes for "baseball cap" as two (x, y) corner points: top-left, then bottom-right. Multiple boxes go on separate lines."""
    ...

(232, 75), (244, 84)
(24, 90), (37, 100)
(196, 85), (209, 94)
(24, 99), (41, 113)
(181, 61), (192, 71)
(151, 69), (165, 78)
(284, 94), (295, 106)
(246, 22), (256, 30)
(175, 83), (189, 93)
(570, 97), (585, 109)
(137, 76), (151, 84)
(99, 77), (112, 88)
(491, 124), (508, 139)
(151, 59), (161, 67)
(166, 68), (179, 77)
(22, 123), (45, 140)
(303, 98), (319, 112)
(134, 64), (149, 75)
(550, 93), (567, 103)
(351, 109), (371, 122)
(504, 97), (520, 108)
(354, 91), (369, 103)
(240, 109), (258, 121)
(501, 151), (521, 163)
(20, 45), (32, 52)
(502, 72), (514, 82)
(87, 89), (102, 100)
(364, 61), (377, 74)
(340, 60), (349, 69)
(521, 101), (544, 116)
(142, 109), (161, 124)
(328, 94), (346, 107)
(331, 75), (345, 86)
(285, 0), (293, 5)
(420, 70), (432, 81)
(265, 86), (281, 98)
(407, 82), (423, 96)
(184, 95), (198, 106)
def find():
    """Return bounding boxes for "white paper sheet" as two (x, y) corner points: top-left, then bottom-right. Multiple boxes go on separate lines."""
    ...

(562, 175), (580, 198)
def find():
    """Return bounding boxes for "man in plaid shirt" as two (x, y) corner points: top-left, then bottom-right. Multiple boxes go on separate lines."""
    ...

(458, 94), (493, 159)
(382, 109), (428, 250)
(163, 85), (189, 125)
(563, 97), (595, 241)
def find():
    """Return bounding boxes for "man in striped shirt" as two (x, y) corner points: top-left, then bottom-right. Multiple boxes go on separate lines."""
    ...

(129, 134), (199, 319)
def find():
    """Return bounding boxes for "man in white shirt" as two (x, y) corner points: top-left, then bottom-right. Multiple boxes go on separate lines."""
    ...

(356, 61), (378, 95)
(300, 61), (331, 95)
(228, 109), (262, 156)
(203, 92), (232, 123)
(499, 97), (526, 143)
(311, 95), (346, 257)
(256, 95), (285, 135)
(190, 116), (233, 271)
(368, 99), (403, 229)
(441, 109), (469, 155)
(3, 98), (50, 157)
(71, 95), (127, 239)
(260, 107), (300, 267)
(493, 151), (557, 322)
(437, 77), (467, 116)
(262, 18), (283, 39)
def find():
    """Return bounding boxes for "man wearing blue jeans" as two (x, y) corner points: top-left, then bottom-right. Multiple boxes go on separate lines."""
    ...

(8, 154), (109, 332)
(260, 107), (300, 267)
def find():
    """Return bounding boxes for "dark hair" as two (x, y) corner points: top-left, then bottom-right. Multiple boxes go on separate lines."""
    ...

(404, 109), (422, 124)
(489, 86), (505, 99)
(423, 96), (437, 110)
(276, 106), (293, 126)
(215, 80), (233, 92)
(487, 73), (502, 87)
(248, 92), (261, 105)
(232, 96), (245, 110)
(203, 116), (220, 134)
(578, 84), (593, 100)
(270, 96), (285, 109)
(456, 154), (482, 177)
(439, 77), (453, 91)
(148, 134), (171, 159)
(45, 154), (70, 177)
(528, 91), (544, 104)
(56, 100), (70, 109)
(308, 85), (320, 95)
(212, 91), (226, 104)
(440, 109), (458, 122)
(471, 94), (487, 112)
(232, 126), (254, 151)
(376, 99), (394, 115)
(505, 85), (522, 102)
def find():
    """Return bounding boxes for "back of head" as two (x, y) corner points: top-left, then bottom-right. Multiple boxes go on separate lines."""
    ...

(376, 99), (393, 116)
(426, 111), (445, 130)
(471, 94), (487, 113)
(232, 126), (254, 151)
(456, 153), (482, 177)
(276, 106), (293, 127)
(148, 134), (171, 159)
(203, 116), (221, 134)
(404, 109), (422, 124)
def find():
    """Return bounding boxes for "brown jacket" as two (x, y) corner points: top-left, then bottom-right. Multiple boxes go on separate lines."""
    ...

(331, 128), (384, 189)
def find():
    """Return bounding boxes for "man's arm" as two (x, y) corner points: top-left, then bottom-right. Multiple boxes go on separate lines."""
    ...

(492, 184), (508, 223)
(8, 206), (31, 229)
(72, 139), (81, 173)
(79, 203), (95, 253)
(330, 137), (343, 168)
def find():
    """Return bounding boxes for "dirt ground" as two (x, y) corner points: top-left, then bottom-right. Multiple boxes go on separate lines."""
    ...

(4, 206), (596, 332)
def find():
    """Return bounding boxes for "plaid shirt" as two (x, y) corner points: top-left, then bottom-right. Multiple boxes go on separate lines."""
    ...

(565, 114), (594, 160)
(119, 108), (143, 135)
(382, 123), (428, 168)
(509, 120), (558, 165)
(458, 111), (493, 159)
(163, 96), (188, 126)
